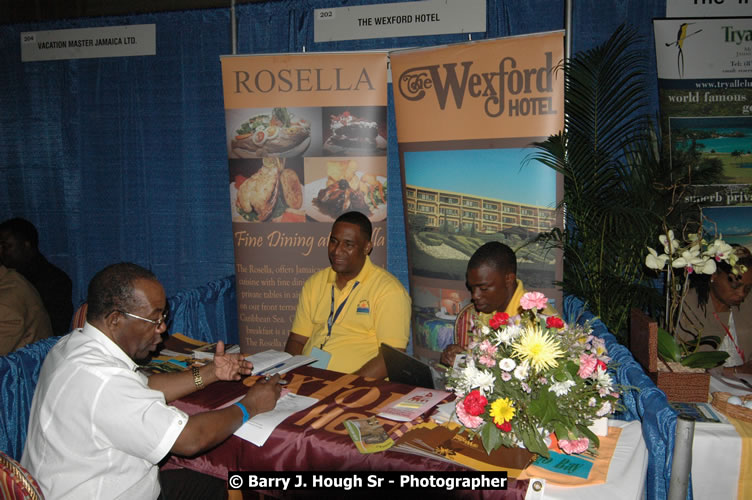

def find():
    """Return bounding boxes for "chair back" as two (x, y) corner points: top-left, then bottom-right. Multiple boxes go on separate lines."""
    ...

(0, 450), (44, 499)
(453, 303), (476, 348)
(0, 338), (60, 460)
(70, 302), (88, 331)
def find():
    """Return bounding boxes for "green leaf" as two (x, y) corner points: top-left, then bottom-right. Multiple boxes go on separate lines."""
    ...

(657, 327), (681, 362)
(681, 351), (729, 369)
(517, 424), (550, 459)
(528, 389), (560, 427)
(479, 422), (503, 454)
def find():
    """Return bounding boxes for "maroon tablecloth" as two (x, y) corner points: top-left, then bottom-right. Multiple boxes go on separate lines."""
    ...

(164, 366), (528, 499)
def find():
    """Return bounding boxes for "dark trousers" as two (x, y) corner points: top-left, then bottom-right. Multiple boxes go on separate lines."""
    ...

(158, 468), (227, 500)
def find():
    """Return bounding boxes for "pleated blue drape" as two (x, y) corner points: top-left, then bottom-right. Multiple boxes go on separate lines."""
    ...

(0, 0), (666, 305)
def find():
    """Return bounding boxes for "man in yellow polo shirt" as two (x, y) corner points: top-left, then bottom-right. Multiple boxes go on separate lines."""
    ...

(284, 211), (410, 378)
(440, 241), (555, 366)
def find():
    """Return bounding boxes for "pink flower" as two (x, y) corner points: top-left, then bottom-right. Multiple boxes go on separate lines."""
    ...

(463, 390), (488, 416)
(479, 340), (497, 356)
(520, 292), (548, 311)
(479, 355), (496, 367)
(489, 312), (510, 329)
(501, 372), (512, 382)
(456, 400), (484, 428)
(559, 437), (589, 454)
(578, 353), (598, 378)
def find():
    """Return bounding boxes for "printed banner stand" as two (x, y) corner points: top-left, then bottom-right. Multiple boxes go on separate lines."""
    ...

(220, 52), (389, 353)
(390, 32), (565, 360)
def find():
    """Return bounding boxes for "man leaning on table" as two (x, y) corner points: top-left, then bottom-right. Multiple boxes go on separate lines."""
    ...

(21, 262), (282, 500)
(440, 241), (556, 366)
(284, 211), (411, 379)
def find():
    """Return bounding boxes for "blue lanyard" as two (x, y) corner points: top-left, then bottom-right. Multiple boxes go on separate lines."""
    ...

(322, 281), (359, 349)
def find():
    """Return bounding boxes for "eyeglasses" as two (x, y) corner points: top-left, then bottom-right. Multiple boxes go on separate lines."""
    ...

(118, 309), (169, 328)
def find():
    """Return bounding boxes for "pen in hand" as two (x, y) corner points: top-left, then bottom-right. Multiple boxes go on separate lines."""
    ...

(258, 362), (285, 376)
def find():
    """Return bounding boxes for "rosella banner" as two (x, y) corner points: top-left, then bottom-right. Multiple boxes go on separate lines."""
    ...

(220, 52), (389, 353)
(653, 18), (752, 222)
(390, 32), (564, 360)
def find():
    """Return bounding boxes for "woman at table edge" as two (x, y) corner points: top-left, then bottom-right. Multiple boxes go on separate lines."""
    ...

(678, 245), (752, 375)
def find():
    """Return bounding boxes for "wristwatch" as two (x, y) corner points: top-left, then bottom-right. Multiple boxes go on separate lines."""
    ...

(192, 365), (204, 389)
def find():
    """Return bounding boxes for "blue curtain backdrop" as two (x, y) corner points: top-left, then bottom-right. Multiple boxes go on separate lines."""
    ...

(0, 0), (666, 305)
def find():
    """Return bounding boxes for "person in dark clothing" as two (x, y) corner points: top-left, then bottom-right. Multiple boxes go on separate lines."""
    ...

(0, 217), (73, 335)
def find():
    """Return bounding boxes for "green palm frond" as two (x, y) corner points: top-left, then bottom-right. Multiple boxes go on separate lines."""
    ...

(528, 25), (666, 341)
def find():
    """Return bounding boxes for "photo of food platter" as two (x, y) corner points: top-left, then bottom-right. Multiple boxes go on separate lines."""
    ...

(226, 107), (321, 159)
(303, 158), (387, 222)
(230, 158), (305, 223)
(321, 106), (387, 157)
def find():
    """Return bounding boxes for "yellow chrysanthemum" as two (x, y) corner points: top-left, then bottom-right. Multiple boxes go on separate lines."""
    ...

(489, 398), (516, 425)
(511, 325), (564, 372)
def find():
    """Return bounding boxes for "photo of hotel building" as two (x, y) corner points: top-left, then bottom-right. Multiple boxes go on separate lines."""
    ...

(405, 185), (556, 234)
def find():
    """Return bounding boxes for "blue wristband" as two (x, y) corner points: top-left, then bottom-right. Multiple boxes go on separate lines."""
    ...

(234, 402), (250, 424)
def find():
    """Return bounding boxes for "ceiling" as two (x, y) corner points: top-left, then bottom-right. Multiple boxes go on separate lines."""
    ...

(1, 0), (275, 25)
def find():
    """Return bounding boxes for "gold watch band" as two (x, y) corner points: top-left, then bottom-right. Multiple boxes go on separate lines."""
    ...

(192, 365), (204, 389)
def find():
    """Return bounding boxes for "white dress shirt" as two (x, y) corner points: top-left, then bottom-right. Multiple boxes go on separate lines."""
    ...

(21, 323), (188, 499)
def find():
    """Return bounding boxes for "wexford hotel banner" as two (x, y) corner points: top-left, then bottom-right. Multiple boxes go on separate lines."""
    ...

(390, 33), (564, 360)
(220, 53), (389, 353)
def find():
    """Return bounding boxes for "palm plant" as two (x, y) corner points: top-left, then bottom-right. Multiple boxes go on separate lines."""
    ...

(530, 25), (668, 342)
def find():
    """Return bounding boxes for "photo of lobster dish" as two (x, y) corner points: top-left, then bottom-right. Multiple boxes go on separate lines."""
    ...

(322, 109), (387, 156)
(231, 158), (305, 223)
(230, 108), (311, 158)
(305, 160), (387, 222)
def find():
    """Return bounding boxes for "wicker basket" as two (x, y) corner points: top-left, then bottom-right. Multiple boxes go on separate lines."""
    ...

(630, 309), (710, 403)
(711, 392), (752, 423)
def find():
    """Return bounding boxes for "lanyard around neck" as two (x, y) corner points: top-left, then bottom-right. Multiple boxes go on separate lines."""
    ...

(321, 281), (359, 350)
(713, 311), (745, 363)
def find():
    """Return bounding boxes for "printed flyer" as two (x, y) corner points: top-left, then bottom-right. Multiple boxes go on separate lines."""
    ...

(220, 53), (389, 353)
(390, 32), (564, 360)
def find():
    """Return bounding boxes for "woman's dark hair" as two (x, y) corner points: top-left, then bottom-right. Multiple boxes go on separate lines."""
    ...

(690, 244), (752, 306)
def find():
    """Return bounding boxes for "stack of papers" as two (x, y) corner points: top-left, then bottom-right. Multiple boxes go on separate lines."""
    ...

(245, 350), (316, 375)
(377, 387), (451, 422)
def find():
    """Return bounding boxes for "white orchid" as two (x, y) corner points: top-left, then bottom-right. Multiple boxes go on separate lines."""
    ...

(704, 238), (733, 263)
(671, 245), (703, 271)
(695, 258), (717, 274)
(659, 229), (680, 255)
(645, 247), (669, 270)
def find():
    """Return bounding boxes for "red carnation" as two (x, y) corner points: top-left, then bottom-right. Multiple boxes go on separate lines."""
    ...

(496, 421), (512, 432)
(546, 316), (565, 329)
(463, 390), (488, 416)
(489, 312), (510, 329)
(596, 360), (607, 371)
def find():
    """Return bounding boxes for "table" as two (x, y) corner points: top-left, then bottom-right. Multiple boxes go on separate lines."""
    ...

(693, 375), (752, 500)
(536, 420), (648, 500)
(165, 366), (529, 499)
(165, 366), (647, 499)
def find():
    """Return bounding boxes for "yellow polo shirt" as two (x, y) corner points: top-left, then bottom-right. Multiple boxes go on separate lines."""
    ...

(291, 256), (411, 374)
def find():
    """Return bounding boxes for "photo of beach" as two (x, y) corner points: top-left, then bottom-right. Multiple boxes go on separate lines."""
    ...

(670, 116), (752, 185)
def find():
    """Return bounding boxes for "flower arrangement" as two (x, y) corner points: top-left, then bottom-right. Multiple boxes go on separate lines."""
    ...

(645, 228), (743, 367)
(446, 292), (619, 458)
